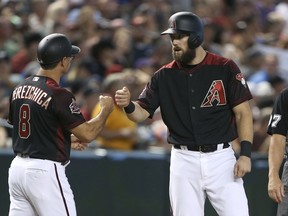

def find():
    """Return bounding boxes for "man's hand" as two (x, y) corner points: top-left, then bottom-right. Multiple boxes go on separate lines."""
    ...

(115, 86), (131, 108)
(234, 156), (251, 178)
(268, 176), (285, 203)
(99, 95), (114, 114)
(71, 135), (89, 151)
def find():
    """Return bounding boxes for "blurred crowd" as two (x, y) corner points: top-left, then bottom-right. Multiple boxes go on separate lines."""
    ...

(0, 0), (288, 154)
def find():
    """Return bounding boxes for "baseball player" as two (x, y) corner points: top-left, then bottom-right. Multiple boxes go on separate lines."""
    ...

(7, 33), (114, 216)
(267, 88), (288, 215)
(115, 12), (253, 216)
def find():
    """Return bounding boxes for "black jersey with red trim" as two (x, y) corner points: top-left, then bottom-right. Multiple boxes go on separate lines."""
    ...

(137, 52), (252, 146)
(8, 75), (86, 163)
(267, 88), (288, 136)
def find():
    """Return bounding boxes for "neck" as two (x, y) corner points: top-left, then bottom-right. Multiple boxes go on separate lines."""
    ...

(37, 69), (61, 84)
(190, 47), (206, 65)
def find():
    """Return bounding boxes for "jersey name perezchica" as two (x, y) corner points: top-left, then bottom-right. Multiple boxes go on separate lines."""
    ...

(8, 75), (86, 163)
(137, 52), (252, 145)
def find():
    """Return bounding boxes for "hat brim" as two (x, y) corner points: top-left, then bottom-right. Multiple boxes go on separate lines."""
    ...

(71, 45), (81, 56)
(161, 28), (179, 35)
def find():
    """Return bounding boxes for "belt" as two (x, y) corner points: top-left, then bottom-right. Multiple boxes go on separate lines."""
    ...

(16, 153), (69, 166)
(173, 142), (230, 153)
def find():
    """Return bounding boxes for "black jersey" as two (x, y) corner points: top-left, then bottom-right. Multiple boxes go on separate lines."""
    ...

(267, 88), (288, 136)
(137, 52), (252, 145)
(8, 75), (86, 163)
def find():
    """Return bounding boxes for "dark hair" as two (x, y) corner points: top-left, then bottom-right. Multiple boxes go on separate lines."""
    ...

(23, 32), (43, 48)
(40, 62), (59, 70)
(90, 39), (114, 59)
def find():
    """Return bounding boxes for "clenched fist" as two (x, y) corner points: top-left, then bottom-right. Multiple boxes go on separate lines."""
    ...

(99, 95), (114, 113)
(115, 86), (131, 108)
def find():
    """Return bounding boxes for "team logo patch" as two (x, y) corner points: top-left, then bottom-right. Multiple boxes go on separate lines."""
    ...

(201, 80), (226, 107)
(171, 20), (176, 29)
(69, 99), (81, 114)
(236, 73), (247, 86)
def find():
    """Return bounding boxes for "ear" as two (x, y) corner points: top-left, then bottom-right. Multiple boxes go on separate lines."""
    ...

(60, 57), (67, 67)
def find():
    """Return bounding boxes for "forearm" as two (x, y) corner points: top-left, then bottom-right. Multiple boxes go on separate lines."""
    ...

(235, 109), (253, 143)
(233, 101), (253, 158)
(88, 108), (113, 138)
(115, 87), (150, 122)
(71, 108), (112, 142)
(125, 102), (150, 123)
(269, 135), (286, 179)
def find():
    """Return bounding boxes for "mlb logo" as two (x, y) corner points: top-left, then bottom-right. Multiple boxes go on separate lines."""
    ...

(33, 77), (39, 81)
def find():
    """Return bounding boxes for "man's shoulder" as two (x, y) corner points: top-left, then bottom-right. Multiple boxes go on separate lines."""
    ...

(160, 60), (178, 70)
(205, 51), (231, 65)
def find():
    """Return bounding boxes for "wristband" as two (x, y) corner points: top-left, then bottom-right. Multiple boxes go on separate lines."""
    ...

(124, 101), (135, 114)
(240, 140), (252, 158)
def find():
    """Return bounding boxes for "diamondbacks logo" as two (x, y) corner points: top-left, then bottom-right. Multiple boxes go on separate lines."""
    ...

(201, 80), (226, 107)
(69, 98), (81, 114)
(171, 20), (176, 29)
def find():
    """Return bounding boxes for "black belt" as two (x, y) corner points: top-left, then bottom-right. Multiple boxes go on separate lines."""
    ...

(16, 153), (69, 166)
(173, 142), (230, 153)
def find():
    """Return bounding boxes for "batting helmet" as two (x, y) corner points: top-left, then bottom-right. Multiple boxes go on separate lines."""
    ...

(161, 12), (204, 49)
(37, 33), (80, 66)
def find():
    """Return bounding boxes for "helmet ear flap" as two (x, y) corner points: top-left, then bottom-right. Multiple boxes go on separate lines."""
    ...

(188, 34), (202, 49)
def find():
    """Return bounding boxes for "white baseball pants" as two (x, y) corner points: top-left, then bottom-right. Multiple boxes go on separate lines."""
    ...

(8, 156), (76, 216)
(170, 145), (249, 216)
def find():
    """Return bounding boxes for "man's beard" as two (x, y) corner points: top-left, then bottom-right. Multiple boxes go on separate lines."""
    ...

(172, 48), (196, 65)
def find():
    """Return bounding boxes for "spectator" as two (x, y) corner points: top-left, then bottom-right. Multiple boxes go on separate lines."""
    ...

(0, 16), (18, 56)
(241, 48), (265, 79)
(248, 53), (282, 84)
(0, 50), (16, 95)
(88, 38), (123, 82)
(252, 106), (272, 153)
(11, 31), (43, 74)
(81, 86), (101, 121)
(91, 73), (137, 151)
(27, 0), (53, 35)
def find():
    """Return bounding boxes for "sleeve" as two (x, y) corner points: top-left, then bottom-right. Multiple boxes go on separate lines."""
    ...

(227, 60), (253, 107)
(267, 89), (288, 136)
(137, 72), (160, 118)
(53, 89), (86, 130)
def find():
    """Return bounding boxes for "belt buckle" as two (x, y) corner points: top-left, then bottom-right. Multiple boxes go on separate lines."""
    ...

(199, 145), (212, 153)
(199, 145), (205, 153)
(18, 153), (29, 158)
